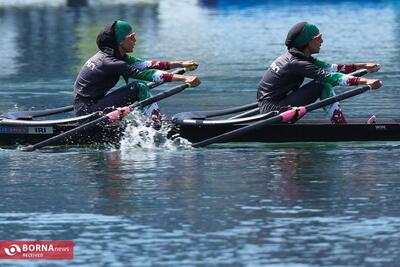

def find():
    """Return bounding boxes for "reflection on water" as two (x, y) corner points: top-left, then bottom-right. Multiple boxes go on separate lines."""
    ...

(1, 143), (400, 265)
(2, 0), (400, 265)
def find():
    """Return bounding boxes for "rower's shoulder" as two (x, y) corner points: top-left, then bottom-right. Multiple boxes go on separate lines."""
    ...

(86, 51), (109, 63)
(99, 52), (128, 66)
(287, 55), (313, 68)
(271, 52), (300, 70)
(275, 52), (304, 65)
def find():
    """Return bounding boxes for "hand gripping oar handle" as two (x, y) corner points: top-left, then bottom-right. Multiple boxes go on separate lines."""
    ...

(23, 83), (190, 152)
(193, 85), (372, 147)
(148, 68), (186, 89)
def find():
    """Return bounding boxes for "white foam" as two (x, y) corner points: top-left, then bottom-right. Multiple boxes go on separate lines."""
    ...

(119, 110), (192, 152)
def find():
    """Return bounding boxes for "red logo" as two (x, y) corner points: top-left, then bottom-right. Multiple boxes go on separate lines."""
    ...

(0, 241), (73, 260)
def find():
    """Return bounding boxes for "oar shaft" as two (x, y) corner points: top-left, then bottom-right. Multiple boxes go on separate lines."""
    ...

(192, 115), (283, 148)
(306, 85), (371, 112)
(349, 68), (368, 77)
(137, 84), (189, 109)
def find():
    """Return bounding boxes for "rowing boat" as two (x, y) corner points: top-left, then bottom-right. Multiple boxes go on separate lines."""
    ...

(2, 103), (399, 147)
(0, 70), (391, 147)
(169, 104), (400, 143)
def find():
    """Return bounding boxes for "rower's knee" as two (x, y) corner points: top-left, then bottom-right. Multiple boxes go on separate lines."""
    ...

(320, 82), (334, 100)
(137, 82), (152, 101)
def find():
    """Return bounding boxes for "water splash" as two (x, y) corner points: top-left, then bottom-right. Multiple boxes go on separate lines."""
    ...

(119, 110), (192, 151)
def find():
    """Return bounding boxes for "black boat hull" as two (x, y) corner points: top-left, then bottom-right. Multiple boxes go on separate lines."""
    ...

(0, 118), (124, 147)
(172, 119), (400, 143)
(2, 117), (400, 147)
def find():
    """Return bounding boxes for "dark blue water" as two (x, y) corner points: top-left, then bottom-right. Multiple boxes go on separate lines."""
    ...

(1, 0), (400, 266)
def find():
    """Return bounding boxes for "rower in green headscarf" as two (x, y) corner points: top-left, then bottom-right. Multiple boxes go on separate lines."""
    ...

(73, 20), (200, 129)
(257, 21), (382, 124)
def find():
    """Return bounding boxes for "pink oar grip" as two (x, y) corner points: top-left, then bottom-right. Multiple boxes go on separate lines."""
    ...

(280, 107), (306, 122)
(106, 107), (132, 122)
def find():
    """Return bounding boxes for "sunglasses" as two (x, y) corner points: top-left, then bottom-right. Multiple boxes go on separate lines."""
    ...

(126, 33), (136, 41)
(312, 34), (323, 42)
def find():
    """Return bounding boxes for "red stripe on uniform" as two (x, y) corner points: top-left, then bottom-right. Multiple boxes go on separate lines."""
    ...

(161, 73), (173, 82)
(348, 76), (360, 85)
(338, 64), (356, 74)
(150, 60), (171, 70)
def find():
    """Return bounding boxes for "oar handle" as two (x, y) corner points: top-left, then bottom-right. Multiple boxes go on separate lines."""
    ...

(148, 68), (186, 89)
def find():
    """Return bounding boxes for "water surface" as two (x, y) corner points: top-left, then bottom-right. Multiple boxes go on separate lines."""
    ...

(1, 0), (400, 266)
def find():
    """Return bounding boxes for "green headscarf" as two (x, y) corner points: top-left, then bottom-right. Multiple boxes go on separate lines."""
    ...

(114, 20), (132, 44)
(292, 22), (320, 48)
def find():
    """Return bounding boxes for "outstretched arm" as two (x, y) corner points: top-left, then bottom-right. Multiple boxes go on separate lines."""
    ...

(314, 59), (380, 74)
(293, 61), (382, 89)
(351, 63), (380, 73)
(168, 60), (199, 71)
(120, 58), (200, 87)
(129, 69), (200, 87)
(332, 63), (380, 74)
(126, 55), (198, 71)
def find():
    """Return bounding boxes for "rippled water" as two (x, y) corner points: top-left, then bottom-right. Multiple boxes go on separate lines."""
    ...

(1, 0), (400, 266)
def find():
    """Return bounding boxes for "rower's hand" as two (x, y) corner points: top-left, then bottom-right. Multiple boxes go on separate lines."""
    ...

(181, 60), (199, 71)
(184, 76), (201, 87)
(362, 63), (381, 72)
(366, 79), (383, 89)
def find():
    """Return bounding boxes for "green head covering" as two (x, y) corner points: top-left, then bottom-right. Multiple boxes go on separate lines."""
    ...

(292, 22), (320, 48)
(285, 22), (320, 49)
(114, 20), (133, 44)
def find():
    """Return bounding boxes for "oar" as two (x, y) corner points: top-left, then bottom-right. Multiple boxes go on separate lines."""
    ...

(4, 105), (74, 120)
(193, 84), (373, 147)
(23, 83), (191, 151)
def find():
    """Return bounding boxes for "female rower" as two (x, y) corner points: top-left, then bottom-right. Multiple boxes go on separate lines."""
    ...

(257, 21), (382, 124)
(73, 20), (200, 127)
